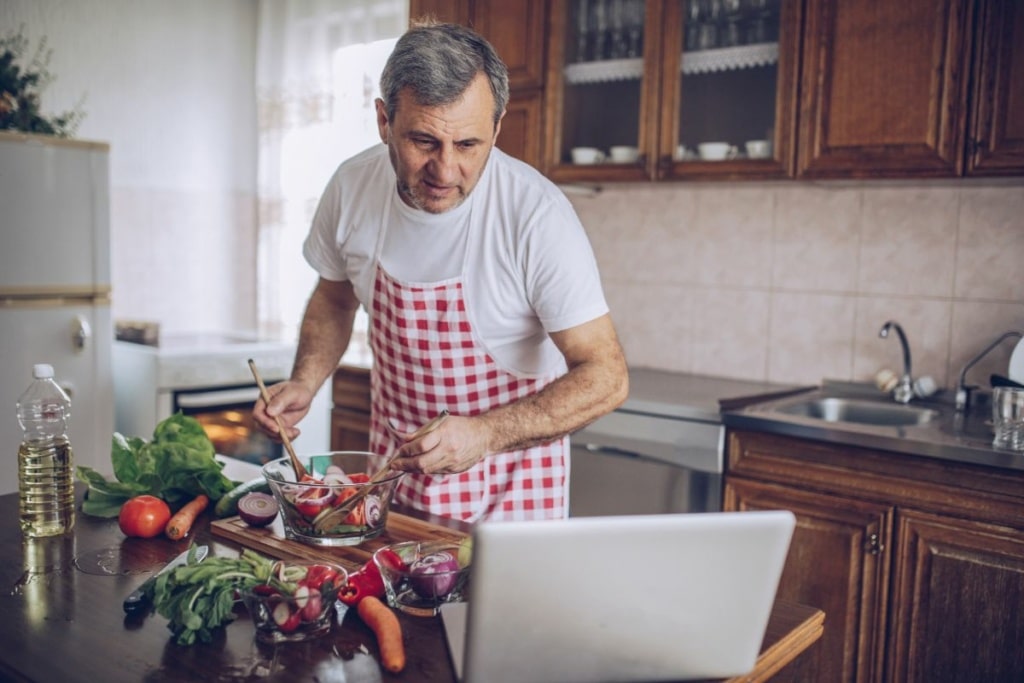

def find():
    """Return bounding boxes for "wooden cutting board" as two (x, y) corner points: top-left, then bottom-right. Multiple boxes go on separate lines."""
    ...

(210, 512), (468, 573)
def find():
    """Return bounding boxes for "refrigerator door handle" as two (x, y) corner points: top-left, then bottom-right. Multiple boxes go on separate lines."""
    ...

(72, 315), (91, 350)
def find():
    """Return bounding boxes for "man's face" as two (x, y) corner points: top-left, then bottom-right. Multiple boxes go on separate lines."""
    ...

(377, 73), (503, 214)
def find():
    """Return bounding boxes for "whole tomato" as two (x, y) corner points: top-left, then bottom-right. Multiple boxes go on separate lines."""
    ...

(119, 495), (172, 538)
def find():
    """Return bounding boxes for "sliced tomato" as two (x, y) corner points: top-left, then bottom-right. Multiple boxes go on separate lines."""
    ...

(294, 500), (326, 519)
(344, 503), (366, 526)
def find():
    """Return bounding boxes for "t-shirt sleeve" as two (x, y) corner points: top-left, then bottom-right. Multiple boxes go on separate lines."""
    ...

(302, 170), (349, 282)
(524, 194), (609, 334)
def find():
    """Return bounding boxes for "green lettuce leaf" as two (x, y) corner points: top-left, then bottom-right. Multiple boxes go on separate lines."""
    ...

(76, 412), (239, 518)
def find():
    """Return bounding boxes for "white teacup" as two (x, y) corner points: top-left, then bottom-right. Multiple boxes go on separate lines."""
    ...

(571, 147), (606, 165)
(697, 142), (737, 161)
(609, 145), (640, 163)
(745, 139), (772, 159)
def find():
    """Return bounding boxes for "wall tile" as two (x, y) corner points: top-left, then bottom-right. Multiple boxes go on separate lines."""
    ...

(605, 282), (695, 373)
(859, 186), (958, 297)
(690, 288), (772, 380)
(689, 186), (775, 287)
(955, 184), (1024, 301)
(772, 185), (862, 292)
(767, 292), (857, 385)
(583, 179), (1024, 391)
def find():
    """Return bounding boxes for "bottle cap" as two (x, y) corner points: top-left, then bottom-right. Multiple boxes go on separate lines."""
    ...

(32, 364), (54, 379)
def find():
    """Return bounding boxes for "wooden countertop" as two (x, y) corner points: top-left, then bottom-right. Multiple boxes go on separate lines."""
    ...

(0, 487), (823, 682)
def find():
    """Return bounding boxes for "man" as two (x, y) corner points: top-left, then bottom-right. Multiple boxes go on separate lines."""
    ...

(254, 21), (628, 522)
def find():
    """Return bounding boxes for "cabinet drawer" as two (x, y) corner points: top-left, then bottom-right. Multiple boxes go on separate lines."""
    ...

(332, 365), (371, 413)
(331, 407), (371, 452)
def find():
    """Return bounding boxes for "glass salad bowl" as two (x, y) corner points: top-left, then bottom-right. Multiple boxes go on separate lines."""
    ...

(262, 451), (403, 547)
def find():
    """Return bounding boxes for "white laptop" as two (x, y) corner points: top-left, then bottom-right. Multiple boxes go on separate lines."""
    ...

(440, 510), (795, 683)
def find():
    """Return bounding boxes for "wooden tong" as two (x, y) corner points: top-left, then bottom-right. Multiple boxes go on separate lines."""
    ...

(249, 358), (310, 481)
(313, 409), (449, 532)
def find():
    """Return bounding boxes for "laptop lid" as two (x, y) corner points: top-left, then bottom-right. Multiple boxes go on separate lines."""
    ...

(441, 510), (795, 683)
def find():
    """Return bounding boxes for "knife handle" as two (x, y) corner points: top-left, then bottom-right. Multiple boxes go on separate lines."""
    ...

(123, 579), (154, 613)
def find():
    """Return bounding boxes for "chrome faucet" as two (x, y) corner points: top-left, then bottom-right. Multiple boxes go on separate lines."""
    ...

(955, 330), (1023, 412)
(879, 320), (914, 403)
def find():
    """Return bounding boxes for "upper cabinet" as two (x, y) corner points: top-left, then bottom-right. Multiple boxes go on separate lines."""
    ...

(966, 0), (1024, 175)
(409, 0), (547, 168)
(796, 0), (973, 178)
(412, 0), (1024, 181)
(797, 0), (1024, 179)
(542, 0), (802, 182)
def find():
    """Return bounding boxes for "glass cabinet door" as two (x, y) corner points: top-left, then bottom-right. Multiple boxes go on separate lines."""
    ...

(658, 0), (800, 179)
(544, 0), (660, 182)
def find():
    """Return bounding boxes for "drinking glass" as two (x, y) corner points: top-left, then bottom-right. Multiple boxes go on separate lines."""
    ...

(992, 386), (1024, 451)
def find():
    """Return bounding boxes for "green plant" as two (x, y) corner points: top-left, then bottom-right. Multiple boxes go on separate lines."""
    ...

(0, 25), (85, 137)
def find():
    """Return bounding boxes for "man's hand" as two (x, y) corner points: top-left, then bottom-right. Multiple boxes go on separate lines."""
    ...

(252, 380), (315, 443)
(388, 415), (489, 475)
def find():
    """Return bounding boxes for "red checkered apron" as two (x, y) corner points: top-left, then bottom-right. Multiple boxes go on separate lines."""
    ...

(367, 263), (568, 522)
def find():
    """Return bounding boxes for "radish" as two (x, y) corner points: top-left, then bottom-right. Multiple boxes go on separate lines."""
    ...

(301, 592), (323, 621)
(293, 583), (311, 609)
(272, 602), (300, 632)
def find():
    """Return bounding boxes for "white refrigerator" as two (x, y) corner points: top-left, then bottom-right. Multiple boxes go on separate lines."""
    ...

(0, 131), (114, 495)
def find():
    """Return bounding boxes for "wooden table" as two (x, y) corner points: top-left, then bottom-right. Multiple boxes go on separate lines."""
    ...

(0, 487), (823, 682)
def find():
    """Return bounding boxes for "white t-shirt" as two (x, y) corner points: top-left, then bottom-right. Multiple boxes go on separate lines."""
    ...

(303, 144), (609, 376)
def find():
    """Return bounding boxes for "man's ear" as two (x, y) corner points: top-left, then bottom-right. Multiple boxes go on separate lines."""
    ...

(375, 98), (389, 144)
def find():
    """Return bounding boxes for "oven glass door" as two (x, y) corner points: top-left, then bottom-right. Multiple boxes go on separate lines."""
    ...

(173, 385), (283, 466)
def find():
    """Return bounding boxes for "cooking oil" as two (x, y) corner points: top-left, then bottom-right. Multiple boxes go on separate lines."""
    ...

(16, 364), (75, 537)
(19, 440), (75, 537)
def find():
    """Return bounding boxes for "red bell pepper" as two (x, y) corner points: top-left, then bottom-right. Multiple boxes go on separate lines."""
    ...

(339, 559), (386, 606)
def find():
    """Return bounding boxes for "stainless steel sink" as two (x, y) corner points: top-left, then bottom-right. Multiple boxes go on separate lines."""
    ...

(773, 397), (939, 427)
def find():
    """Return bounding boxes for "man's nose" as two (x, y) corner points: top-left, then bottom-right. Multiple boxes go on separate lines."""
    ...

(428, 145), (458, 182)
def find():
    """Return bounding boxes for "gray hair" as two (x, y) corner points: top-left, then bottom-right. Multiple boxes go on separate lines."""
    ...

(379, 21), (510, 127)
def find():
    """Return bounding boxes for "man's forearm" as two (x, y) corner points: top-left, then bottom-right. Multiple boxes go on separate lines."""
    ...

(478, 350), (628, 455)
(291, 281), (359, 396)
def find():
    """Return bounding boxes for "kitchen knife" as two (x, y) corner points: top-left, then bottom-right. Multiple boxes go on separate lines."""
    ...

(123, 544), (209, 613)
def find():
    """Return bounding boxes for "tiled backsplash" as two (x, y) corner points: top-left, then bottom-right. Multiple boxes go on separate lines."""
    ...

(571, 180), (1024, 390)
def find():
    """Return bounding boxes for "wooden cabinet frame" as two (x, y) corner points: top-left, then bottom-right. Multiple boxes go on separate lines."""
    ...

(796, 0), (974, 178)
(966, 0), (1024, 175)
(725, 429), (1024, 682)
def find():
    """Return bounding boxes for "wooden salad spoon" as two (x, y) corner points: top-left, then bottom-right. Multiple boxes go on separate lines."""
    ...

(313, 409), (449, 532)
(248, 358), (310, 481)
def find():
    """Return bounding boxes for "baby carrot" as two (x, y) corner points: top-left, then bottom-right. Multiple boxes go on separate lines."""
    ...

(357, 596), (406, 673)
(165, 494), (209, 540)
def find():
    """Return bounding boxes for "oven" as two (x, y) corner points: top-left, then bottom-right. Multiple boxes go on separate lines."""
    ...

(113, 333), (331, 466)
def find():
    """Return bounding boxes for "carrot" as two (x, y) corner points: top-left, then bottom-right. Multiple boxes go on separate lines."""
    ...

(165, 494), (209, 540)
(357, 595), (406, 673)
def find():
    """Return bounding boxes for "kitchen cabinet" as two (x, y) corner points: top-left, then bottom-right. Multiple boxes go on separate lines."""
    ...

(796, 0), (1024, 179)
(966, 0), (1024, 175)
(408, 0), (547, 168)
(724, 429), (1024, 683)
(414, 0), (1024, 182)
(796, 0), (974, 178)
(543, 0), (802, 182)
(330, 364), (371, 452)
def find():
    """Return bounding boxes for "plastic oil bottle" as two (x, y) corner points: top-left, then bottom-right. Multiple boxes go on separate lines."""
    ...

(17, 364), (75, 537)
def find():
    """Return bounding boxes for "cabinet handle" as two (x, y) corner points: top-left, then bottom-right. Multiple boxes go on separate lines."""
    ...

(864, 533), (884, 555)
